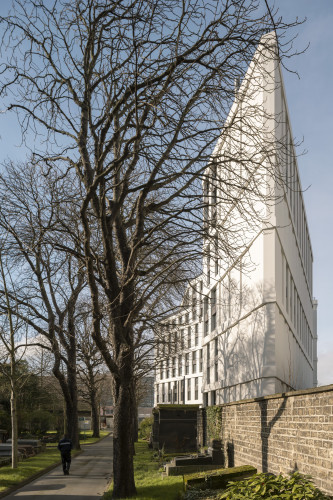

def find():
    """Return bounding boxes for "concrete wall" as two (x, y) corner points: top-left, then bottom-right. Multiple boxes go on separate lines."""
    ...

(218, 384), (333, 495)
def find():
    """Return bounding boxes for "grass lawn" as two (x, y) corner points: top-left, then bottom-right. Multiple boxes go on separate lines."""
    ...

(0, 448), (62, 493)
(46, 429), (111, 447)
(103, 440), (183, 500)
(79, 429), (110, 445)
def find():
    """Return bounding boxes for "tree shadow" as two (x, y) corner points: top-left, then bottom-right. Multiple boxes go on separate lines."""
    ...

(258, 396), (287, 472)
(227, 439), (234, 467)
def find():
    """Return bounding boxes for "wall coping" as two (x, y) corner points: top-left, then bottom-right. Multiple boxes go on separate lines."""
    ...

(218, 383), (333, 408)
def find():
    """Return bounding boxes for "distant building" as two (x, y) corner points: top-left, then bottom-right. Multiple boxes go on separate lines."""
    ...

(100, 375), (154, 427)
(154, 33), (317, 407)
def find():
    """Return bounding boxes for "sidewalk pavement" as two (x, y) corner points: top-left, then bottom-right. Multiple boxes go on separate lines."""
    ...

(1, 433), (113, 500)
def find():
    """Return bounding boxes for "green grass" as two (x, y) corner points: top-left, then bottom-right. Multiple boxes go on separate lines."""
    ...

(46, 429), (111, 447)
(0, 448), (62, 493)
(79, 429), (110, 445)
(103, 440), (183, 500)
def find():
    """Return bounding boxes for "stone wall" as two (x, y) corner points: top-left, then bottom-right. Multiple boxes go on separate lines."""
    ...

(218, 384), (333, 495)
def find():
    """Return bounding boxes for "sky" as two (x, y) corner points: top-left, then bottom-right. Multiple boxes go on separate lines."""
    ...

(0, 1), (332, 386)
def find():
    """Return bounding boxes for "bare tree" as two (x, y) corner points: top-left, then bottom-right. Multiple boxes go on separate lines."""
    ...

(0, 1), (301, 496)
(0, 163), (85, 449)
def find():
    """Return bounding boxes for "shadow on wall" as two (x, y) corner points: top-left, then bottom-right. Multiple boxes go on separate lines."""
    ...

(227, 439), (234, 467)
(259, 396), (287, 472)
(218, 283), (279, 404)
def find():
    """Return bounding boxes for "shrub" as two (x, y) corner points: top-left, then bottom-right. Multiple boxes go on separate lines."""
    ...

(206, 406), (222, 442)
(219, 472), (331, 499)
(138, 416), (153, 440)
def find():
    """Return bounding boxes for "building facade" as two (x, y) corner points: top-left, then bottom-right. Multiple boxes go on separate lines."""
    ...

(154, 33), (317, 407)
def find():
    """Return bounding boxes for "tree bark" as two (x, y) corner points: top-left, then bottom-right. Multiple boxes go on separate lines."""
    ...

(90, 389), (100, 439)
(10, 386), (18, 469)
(112, 355), (136, 499)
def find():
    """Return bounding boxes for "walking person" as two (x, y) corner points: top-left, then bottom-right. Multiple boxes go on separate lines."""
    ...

(58, 434), (73, 475)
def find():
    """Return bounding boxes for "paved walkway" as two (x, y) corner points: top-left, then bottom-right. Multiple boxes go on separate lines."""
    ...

(3, 434), (113, 499)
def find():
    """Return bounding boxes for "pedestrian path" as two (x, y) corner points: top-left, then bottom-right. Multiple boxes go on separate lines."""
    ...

(2, 434), (113, 499)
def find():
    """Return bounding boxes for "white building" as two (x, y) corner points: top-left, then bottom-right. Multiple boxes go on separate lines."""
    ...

(154, 32), (317, 407)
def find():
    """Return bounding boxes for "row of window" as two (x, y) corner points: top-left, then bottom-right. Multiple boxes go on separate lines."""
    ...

(281, 114), (313, 293)
(158, 349), (203, 379)
(156, 323), (201, 358)
(206, 338), (220, 384)
(156, 378), (200, 403)
(282, 254), (313, 360)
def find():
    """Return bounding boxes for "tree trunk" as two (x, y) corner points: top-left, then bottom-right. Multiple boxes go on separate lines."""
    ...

(132, 387), (138, 444)
(53, 361), (80, 449)
(112, 358), (136, 498)
(90, 389), (100, 438)
(67, 362), (80, 449)
(10, 386), (18, 469)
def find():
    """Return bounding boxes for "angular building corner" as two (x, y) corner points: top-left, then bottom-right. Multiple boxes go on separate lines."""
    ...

(154, 32), (317, 407)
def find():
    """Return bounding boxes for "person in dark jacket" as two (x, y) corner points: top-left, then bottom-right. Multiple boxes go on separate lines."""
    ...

(57, 435), (73, 475)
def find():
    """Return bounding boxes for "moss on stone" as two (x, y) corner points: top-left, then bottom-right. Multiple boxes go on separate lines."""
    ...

(183, 465), (257, 491)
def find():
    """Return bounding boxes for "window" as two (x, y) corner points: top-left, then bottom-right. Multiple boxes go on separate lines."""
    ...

(160, 362), (163, 380)
(173, 382), (177, 403)
(178, 355), (182, 376)
(185, 353), (189, 375)
(199, 349), (203, 372)
(203, 392), (209, 407)
(162, 383), (165, 402)
(192, 288), (197, 320)
(194, 377), (199, 400)
(214, 337), (218, 356)
(206, 343), (210, 384)
(192, 351), (197, 374)
(168, 382), (171, 402)
(181, 379), (185, 403)
(195, 324), (199, 346)
(214, 234), (218, 275)
(204, 296), (209, 334)
(156, 385), (159, 403)
(172, 357), (176, 377)
(215, 360), (218, 382)
(187, 326), (191, 348)
(180, 329), (184, 349)
(211, 287), (216, 332)
(166, 359), (169, 379)
(203, 180), (209, 228)
(211, 187), (217, 226)
(187, 379), (191, 401)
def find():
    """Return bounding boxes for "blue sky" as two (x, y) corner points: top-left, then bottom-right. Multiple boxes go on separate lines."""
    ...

(0, 1), (332, 385)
